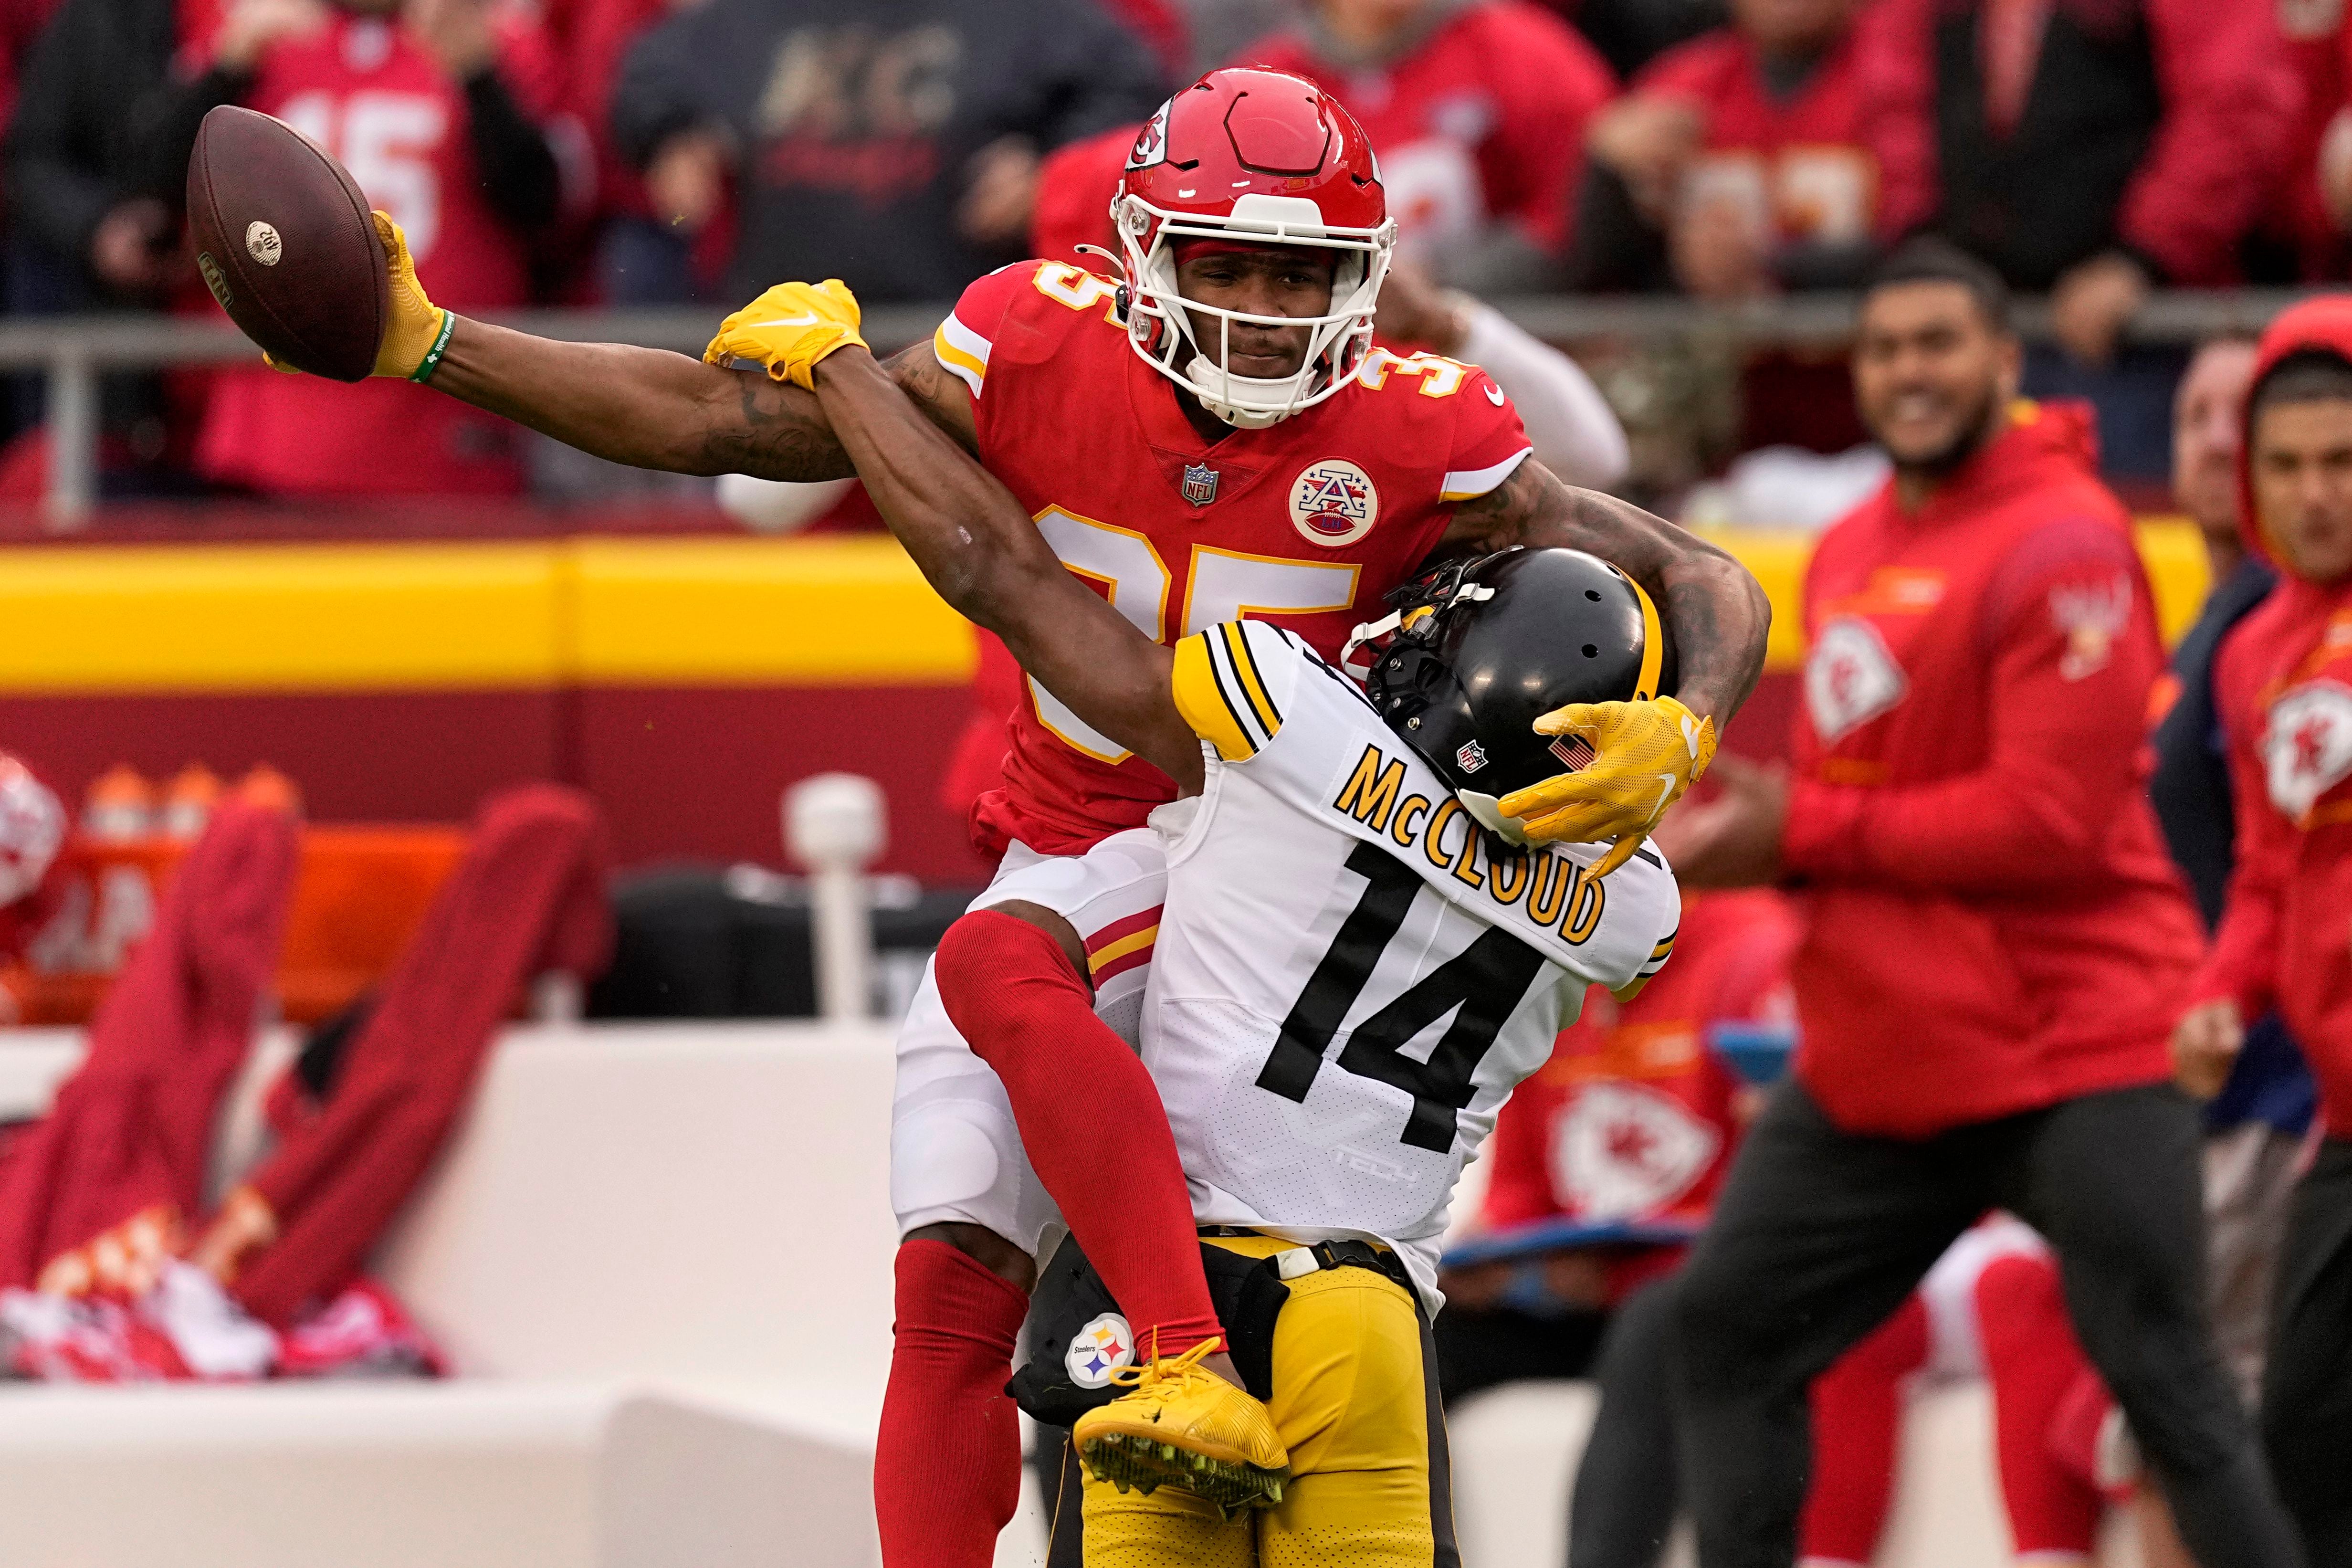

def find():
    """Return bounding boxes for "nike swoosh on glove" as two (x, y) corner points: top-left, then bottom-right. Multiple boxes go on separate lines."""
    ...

(263, 211), (450, 380)
(1499, 695), (1717, 876)
(704, 279), (867, 390)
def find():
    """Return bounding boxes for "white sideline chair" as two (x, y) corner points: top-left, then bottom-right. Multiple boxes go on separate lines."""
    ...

(0, 1021), (904, 1568)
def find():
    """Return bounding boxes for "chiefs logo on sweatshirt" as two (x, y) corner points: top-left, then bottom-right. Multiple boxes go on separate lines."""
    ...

(2263, 680), (2352, 821)
(1805, 617), (1909, 744)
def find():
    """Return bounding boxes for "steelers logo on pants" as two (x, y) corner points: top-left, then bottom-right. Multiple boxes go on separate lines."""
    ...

(1067, 1313), (1136, 1387)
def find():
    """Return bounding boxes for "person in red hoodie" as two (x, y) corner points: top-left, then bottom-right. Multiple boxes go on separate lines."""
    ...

(2174, 295), (2352, 1567)
(1659, 237), (2301, 1568)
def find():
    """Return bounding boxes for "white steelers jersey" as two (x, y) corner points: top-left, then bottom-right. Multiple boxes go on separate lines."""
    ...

(1144, 619), (1681, 1310)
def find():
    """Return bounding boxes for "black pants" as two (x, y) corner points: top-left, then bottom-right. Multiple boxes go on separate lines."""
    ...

(2263, 1137), (2352, 1568)
(1670, 1080), (2301, 1568)
(1567, 1276), (1683, 1568)
(1432, 1301), (1609, 1406)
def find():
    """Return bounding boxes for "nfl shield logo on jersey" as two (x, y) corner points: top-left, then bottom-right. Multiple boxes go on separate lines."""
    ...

(1290, 459), (1380, 547)
(1065, 1313), (1136, 1388)
(1456, 740), (1489, 773)
(1181, 462), (1219, 506)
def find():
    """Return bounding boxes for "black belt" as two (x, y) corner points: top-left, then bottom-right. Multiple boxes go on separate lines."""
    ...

(1198, 1228), (1415, 1293)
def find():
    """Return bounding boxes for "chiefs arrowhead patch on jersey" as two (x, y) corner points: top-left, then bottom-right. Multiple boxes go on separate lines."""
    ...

(2262, 679), (2352, 821)
(1291, 459), (1379, 547)
(1805, 616), (1908, 744)
(1550, 1081), (1720, 1221)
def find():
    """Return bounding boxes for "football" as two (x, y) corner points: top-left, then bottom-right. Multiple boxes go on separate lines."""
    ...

(186, 105), (388, 383)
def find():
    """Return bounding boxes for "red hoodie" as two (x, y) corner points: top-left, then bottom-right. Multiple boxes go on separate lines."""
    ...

(1781, 401), (2203, 1137)
(2195, 297), (2352, 1140)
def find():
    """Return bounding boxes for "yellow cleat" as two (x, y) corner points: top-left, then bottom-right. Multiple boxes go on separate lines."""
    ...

(1072, 1336), (1290, 1515)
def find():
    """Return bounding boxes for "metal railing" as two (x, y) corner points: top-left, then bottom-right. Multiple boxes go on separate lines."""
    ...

(4, 288), (2315, 526)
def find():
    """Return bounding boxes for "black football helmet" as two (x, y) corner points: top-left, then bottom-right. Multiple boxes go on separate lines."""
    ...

(1348, 547), (1671, 842)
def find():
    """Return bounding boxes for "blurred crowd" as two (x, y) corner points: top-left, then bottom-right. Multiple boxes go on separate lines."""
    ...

(0, 0), (2343, 502)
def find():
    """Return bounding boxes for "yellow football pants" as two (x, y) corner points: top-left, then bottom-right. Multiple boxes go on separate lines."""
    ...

(1071, 1234), (1455, 1568)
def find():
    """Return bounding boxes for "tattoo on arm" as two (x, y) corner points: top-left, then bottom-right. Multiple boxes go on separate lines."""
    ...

(1438, 458), (1772, 723)
(695, 343), (973, 483)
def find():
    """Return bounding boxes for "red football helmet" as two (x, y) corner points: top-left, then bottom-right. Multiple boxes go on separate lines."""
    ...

(1111, 69), (1396, 427)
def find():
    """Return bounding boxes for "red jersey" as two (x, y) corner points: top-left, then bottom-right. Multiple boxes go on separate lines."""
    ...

(1479, 891), (1799, 1303)
(1780, 403), (2202, 1136)
(1241, 2), (1616, 258)
(2196, 301), (2352, 1137)
(939, 260), (1532, 858)
(196, 12), (561, 496)
(1632, 24), (1932, 250)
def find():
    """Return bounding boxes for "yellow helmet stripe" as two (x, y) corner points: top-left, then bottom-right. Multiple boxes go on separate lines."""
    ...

(1612, 566), (1664, 701)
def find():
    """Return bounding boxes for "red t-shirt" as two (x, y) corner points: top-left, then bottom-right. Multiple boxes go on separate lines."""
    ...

(1241, 1), (1616, 259)
(1480, 890), (1799, 1303)
(196, 12), (562, 495)
(939, 259), (1531, 857)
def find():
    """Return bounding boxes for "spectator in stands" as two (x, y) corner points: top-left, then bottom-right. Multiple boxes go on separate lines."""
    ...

(0, 0), (261, 491)
(2260, 0), (2345, 282)
(2148, 337), (2316, 1421)
(1238, 0), (1617, 290)
(1567, 0), (1926, 297)
(136, 0), (572, 495)
(1861, 0), (2297, 475)
(609, 0), (1165, 308)
(1662, 241), (2298, 1568)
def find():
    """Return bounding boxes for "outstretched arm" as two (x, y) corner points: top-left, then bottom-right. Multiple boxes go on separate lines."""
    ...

(1439, 457), (1769, 725)
(429, 320), (975, 479)
(809, 347), (1203, 789)
(339, 216), (979, 479)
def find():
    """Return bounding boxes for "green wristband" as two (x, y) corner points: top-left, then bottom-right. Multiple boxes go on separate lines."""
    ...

(409, 311), (457, 384)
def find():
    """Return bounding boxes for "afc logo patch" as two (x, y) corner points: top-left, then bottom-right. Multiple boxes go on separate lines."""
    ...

(1181, 462), (1219, 506)
(1065, 1312), (1135, 1388)
(1804, 616), (1908, 744)
(2262, 680), (2352, 821)
(1291, 458), (1379, 547)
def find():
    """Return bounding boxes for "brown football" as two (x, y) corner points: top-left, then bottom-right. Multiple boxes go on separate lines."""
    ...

(186, 105), (388, 383)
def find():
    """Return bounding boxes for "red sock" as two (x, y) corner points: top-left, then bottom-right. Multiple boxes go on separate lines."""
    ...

(1798, 1292), (1929, 1565)
(875, 1239), (1029, 1568)
(1976, 1254), (2106, 1552)
(934, 910), (1223, 1360)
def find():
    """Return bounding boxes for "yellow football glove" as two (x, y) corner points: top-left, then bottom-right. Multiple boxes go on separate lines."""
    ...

(1499, 695), (1718, 876)
(703, 279), (867, 390)
(261, 211), (450, 379)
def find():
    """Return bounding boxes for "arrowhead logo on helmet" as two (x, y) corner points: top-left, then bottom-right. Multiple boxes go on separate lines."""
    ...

(1109, 69), (1397, 429)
